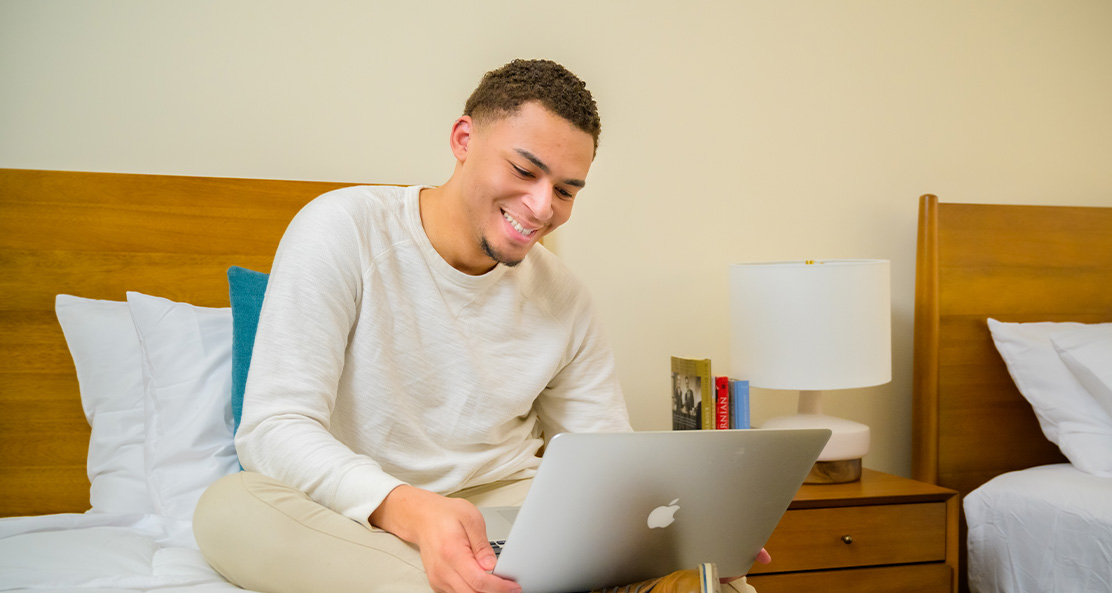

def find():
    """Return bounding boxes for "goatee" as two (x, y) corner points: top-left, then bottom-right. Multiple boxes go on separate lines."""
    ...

(480, 236), (523, 268)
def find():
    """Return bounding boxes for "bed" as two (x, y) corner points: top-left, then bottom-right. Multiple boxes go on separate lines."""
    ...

(910, 194), (1112, 593)
(0, 168), (360, 591)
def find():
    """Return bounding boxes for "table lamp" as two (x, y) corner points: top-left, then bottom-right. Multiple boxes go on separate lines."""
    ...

(728, 259), (891, 483)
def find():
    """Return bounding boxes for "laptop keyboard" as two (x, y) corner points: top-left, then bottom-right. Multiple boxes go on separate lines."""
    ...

(489, 540), (507, 557)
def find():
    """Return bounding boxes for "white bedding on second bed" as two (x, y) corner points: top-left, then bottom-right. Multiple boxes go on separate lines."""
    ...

(964, 463), (1112, 593)
(0, 512), (258, 593)
(0, 294), (256, 593)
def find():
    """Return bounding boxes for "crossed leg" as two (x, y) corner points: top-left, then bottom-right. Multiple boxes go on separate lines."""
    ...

(194, 472), (755, 593)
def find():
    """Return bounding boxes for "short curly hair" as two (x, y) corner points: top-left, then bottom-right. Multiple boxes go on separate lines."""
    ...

(464, 59), (602, 155)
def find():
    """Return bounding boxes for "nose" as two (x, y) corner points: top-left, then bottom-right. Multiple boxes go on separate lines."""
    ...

(521, 184), (554, 222)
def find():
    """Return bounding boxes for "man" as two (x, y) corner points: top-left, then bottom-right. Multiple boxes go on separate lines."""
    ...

(194, 59), (761, 593)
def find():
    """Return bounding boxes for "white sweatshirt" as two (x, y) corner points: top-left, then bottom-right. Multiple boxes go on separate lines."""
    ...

(235, 185), (631, 526)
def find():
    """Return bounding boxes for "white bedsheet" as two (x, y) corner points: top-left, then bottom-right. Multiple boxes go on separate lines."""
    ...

(964, 463), (1112, 593)
(0, 513), (256, 593)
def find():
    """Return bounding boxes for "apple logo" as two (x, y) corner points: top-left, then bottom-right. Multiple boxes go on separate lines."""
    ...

(647, 498), (680, 529)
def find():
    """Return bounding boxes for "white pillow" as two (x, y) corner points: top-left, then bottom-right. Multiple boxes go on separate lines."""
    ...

(987, 318), (1112, 477)
(1052, 324), (1112, 423)
(55, 295), (153, 514)
(126, 292), (239, 521)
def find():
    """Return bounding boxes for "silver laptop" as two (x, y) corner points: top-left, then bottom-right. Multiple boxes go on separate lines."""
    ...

(481, 428), (831, 593)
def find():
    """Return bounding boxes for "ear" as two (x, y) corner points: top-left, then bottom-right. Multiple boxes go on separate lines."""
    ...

(449, 116), (474, 162)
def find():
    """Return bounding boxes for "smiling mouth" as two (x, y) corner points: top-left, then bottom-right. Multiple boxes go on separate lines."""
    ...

(503, 211), (537, 238)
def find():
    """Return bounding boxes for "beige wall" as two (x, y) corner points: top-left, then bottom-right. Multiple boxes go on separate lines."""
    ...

(3, 0), (1111, 477)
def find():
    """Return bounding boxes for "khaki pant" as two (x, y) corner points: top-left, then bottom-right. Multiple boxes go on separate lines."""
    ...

(194, 472), (755, 593)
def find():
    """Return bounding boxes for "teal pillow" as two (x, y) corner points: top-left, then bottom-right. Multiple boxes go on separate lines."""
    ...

(228, 266), (269, 434)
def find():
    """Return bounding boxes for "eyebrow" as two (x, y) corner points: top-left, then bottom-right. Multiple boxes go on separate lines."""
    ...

(515, 148), (586, 188)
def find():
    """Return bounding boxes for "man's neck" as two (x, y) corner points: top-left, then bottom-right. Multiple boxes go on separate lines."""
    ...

(418, 184), (496, 276)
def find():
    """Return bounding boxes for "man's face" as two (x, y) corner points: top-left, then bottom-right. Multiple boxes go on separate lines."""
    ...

(456, 101), (595, 270)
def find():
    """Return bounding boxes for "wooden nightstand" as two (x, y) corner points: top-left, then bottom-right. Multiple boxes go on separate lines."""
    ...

(746, 469), (958, 593)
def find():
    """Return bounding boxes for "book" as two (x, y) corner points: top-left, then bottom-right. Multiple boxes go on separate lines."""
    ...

(671, 356), (713, 430)
(715, 376), (730, 430)
(729, 379), (750, 429)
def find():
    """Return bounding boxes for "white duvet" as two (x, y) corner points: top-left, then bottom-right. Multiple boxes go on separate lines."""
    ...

(965, 464), (1112, 593)
(0, 513), (255, 593)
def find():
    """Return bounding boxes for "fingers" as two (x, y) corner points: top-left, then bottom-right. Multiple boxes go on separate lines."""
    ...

(435, 554), (519, 593)
(457, 503), (494, 570)
(458, 565), (521, 593)
(433, 549), (521, 593)
(457, 503), (516, 591)
(756, 547), (772, 565)
(414, 497), (520, 593)
(467, 527), (498, 572)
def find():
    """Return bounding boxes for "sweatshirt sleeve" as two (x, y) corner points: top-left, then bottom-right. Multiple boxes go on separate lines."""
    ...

(234, 192), (404, 526)
(533, 287), (633, 438)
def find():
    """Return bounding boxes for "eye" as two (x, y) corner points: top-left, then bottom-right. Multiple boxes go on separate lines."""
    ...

(511, 164), (535, 179)
(555, 187), (574, 199)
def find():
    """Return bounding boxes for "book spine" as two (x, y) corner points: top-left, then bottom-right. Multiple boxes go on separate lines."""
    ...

(727, 380), (735, 429)
(715, 376), (730, 430)
(730, 379), (750, 429)
(700, 361), (714, 430)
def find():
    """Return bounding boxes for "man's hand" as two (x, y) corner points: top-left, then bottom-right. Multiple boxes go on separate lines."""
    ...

(370, 485), (522, 593)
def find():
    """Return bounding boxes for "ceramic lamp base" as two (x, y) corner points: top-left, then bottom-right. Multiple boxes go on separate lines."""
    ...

(760, 391), (871, 470)
(804, 458), (862, 483)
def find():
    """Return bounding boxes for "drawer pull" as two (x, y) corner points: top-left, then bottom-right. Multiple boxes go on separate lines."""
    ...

(841, 535), (853, 545)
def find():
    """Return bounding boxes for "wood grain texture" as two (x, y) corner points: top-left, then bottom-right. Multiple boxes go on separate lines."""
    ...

(748, 563), (951, 593)
(945, 487), (960, 593)
(784, 468), (955, 509)
(749, 469), (958, 592)
(912, 195), (940, 485)
(909, 194), (1112, 592)
(0, 168), (366, 517)
(751, 502), (946, 573)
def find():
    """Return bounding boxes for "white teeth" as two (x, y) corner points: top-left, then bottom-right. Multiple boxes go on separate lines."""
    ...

(503, 211), (536, 237)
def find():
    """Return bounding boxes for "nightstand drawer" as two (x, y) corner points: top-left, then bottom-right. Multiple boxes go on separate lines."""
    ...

(749, 502), (947, 574)
(747, 563), (951, 593)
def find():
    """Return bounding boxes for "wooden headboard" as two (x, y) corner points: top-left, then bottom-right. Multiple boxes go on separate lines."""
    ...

(0, 169), (359, 517)
(910, 193), (1112, 590)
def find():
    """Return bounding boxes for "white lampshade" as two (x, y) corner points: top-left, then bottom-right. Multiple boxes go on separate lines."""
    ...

(729, 260), (891, 474)
(729, 260), (891, 391)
